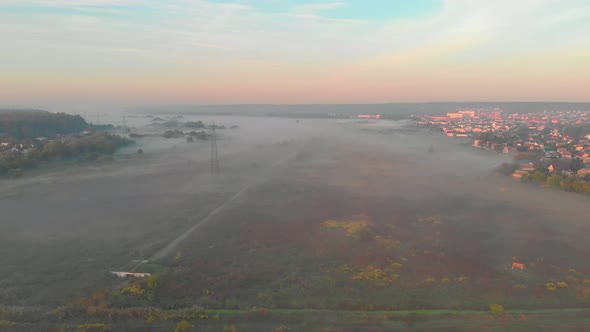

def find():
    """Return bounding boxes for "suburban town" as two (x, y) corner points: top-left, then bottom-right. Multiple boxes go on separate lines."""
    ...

(416, 109), (590, 194)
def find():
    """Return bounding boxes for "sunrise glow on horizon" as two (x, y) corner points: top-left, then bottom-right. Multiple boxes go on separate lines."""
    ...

(1, 0), (590, 106)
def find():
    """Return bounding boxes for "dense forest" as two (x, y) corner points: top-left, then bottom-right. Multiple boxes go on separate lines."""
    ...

(0, 109), (88, 140)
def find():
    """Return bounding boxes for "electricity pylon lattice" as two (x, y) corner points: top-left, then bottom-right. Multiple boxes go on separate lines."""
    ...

(210, 121), (219, 174)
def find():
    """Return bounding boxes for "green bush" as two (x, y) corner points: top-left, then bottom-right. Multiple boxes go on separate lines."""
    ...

(529, 171), (548, 182)
(546, 174), (562, 187)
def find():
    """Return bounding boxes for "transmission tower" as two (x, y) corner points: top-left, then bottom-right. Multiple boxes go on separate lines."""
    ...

(210, 121), (220, 174)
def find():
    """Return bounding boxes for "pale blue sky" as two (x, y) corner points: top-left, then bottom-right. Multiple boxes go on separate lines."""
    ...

(205, 0), (441, 20)
(1, 0), (589, 105)
(1, 0), (441, 24)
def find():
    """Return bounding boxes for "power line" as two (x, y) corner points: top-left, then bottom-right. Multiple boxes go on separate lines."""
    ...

(210, 121), (220, 174)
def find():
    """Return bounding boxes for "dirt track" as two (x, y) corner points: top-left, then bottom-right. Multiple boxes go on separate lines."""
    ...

(149, 148), (302, 262)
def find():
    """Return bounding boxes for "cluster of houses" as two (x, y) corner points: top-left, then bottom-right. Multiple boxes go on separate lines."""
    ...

(0, 137), (48, 157)
(0, 129), (97, 156)
(417, 109), (590, 179)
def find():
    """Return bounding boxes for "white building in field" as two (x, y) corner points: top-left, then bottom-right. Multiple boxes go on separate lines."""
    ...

(111, 271), (151, 278)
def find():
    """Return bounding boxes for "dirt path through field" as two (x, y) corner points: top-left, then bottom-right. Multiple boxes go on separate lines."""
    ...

(148, 148), (301, 262)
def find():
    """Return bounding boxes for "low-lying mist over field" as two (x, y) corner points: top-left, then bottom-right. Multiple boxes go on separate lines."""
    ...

(2, 114), (590, 331)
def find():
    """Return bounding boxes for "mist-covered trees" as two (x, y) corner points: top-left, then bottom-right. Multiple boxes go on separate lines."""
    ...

(184, 121), (205, 129)
(506, 163), (590, 196)
(496, 162), (519, 175)
(0, 151), (37, 177)
(522, 171), (548, 182)
(546, 174), (563, 187)
(38, 132), (131, 159)
(187, 131), (207, 140)
(0, 109), (87, 140)
(163, 130), (185, 138)
(0, 109), (136, 177)
(0, 132), (132, 177)
(543, 174), (590, 194)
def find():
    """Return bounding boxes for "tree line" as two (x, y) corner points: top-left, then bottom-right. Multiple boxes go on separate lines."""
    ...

(0, 109), (87, 140)
(522, 172), (590, 195)
(0, 131), (132, 177)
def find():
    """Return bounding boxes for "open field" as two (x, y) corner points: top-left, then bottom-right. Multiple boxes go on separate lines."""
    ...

(4, 307), (590, 331)
(2, 117), (590, 330)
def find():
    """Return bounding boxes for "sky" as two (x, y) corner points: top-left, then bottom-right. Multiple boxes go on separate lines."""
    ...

(1, 0), (590, 106)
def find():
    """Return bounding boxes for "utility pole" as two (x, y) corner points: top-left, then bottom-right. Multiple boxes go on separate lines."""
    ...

(210, 121), (219, 174)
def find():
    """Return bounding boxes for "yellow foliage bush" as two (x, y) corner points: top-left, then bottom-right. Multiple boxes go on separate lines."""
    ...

(323, 216), (370, 239)
(417, 215), (442, 226)
(174, 251), (183, 262)
(146, 314), (157, 324)
(353, 262), (402, 283)
(120, 285), (144, 296)
(147, 275), (160, 290)
(174, 320), (193, 332)
(353, 265), (384, 281)
(557, 281), (569, 288)
(455, 276), (467, 283)
(389, 262), (403, 270)
(546, 282), (557, 291)
(223, 325), (237, 332)
(323, 214), (375, 239)
(489, 304), (505, 314)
